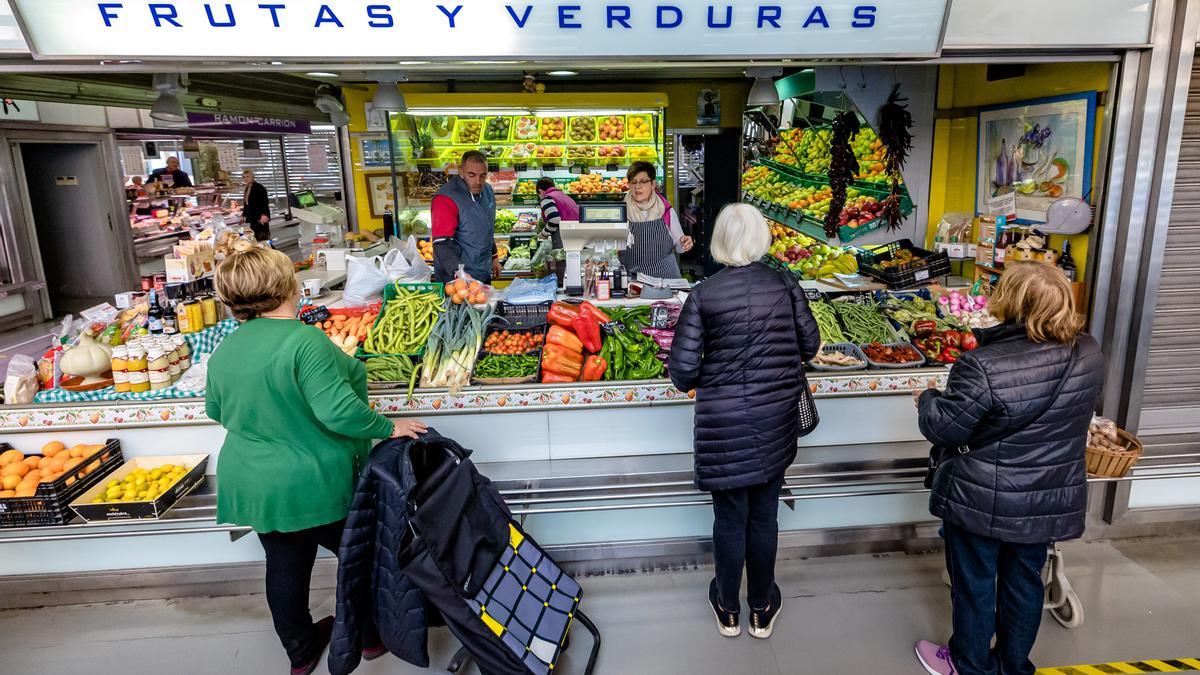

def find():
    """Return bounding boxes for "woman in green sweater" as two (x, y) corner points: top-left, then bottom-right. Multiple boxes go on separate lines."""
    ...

(207, 247), (426, 675)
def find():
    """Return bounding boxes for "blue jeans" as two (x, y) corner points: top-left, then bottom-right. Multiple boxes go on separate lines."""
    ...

(711, 475), (785, 610)
(943, 522), (1049, 675)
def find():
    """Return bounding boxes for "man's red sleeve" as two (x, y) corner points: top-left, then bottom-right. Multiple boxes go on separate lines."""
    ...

(431, 195), (458, 238)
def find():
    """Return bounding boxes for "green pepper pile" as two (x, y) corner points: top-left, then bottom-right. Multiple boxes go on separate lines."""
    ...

(600, 306), (665, 381)
(473, 353), (539, 379)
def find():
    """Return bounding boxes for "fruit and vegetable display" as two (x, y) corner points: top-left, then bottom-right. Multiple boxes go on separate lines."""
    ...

(421, 116), (455, 143)
(366, 355), (420, 385)
(811, 345), (866, 369)
(569, 117), (597, 142)
(422, 302), (496, 390)
(445, 277), (490, 306)
(862, 342), (924, 365)
(495, 210), (519, 234)
(514, 181), (537, 196)
(627, 115), (653, 140)
(598, 145), (627, 159)
(363, 284), (446, 355)
(810, 301), (848, 344)
(534, 146), (565, 159)
(628, 146), (656, 159)
(937, 290), (999, 329)
(910, 323), (978, 365)
(510, 143), (537, 159)
(540, 117), (566, 141)
(484, 116), (512, 141)
(599, 115), (625, 141)
(454, 119), (482, 144)
(833, 301), (896, 344)
(319, 307), (381, 356)
(474, 353), (540, 380)
(484, 329), (545, 355)
(597, 305), (666, 381)
(567, 146), (594, 160)
(768, 223), (858, 280)
(90, 462), (191, 504)
(0, 442), (108, 499)
(514, 116), (539, 140)
(417, 239), (433, 262)
(566, 174), (628, 195)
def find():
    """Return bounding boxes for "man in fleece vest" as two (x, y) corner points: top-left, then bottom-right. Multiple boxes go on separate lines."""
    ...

(431, 150), (500, 283)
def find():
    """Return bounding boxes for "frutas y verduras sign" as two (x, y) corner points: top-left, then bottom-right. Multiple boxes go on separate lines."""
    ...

(9, 1), (949, 60)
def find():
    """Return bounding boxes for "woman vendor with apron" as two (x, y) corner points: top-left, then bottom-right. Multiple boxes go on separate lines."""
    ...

(620, 161), (694, 278)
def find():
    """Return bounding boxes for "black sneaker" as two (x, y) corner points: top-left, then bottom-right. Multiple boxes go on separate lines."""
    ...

(708, 578), (741, 637)
(749, 585), (783, 639)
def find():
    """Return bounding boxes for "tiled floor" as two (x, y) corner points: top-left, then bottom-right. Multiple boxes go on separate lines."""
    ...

(2, 535), (1199, 674)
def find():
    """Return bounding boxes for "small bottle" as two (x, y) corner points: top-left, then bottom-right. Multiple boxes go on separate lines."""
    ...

(200, 294), (218, 327)
(176, 291), (193, 334)
(173, 335), (191, 372)
(111, 345), (130, 393)
(596, 268), (611, 301)
(127, 347), (150, 393)
(160, 337), (180, 381)
(186, 298), (204, 334)
(147, 292), (164, 334)
(147, 347), (171, 391)
(1058, 240), (1077, 282)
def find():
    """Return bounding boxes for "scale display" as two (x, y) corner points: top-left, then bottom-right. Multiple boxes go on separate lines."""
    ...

(579, 204), (627, 223)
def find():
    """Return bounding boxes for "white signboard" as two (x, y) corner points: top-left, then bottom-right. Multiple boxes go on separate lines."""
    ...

(9, 0), (950, 60)
(0, 98), (38, 121)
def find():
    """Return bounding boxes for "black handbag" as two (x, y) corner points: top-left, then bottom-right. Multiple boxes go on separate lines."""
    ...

(923, 344), (1077, 489)
(776, 267), (820, 437)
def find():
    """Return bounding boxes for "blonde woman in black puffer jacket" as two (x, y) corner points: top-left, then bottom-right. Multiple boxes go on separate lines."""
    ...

(913, 262), (1103, 675)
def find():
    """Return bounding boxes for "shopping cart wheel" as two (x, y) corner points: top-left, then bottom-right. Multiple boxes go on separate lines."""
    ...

(1050, 586), (1084, 629)
(1044, 543), (1084, 629)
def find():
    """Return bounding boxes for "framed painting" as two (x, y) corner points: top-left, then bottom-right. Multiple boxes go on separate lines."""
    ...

(976, 92), (1097, 223)
(365, 173), (398, 218)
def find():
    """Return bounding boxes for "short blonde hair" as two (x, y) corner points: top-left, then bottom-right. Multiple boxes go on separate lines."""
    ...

(988, 261), (1084, 343)
(214, 247), (297, 321)
(711, 203), (771, 267)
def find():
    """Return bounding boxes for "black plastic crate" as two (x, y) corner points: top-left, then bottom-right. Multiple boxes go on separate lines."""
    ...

(855, 239), (950, 289)
(0, 439), (124, 528)
(495, 301), (552, 328)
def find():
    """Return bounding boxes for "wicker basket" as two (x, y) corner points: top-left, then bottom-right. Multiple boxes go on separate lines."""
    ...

(1085, 428), (1144, 478)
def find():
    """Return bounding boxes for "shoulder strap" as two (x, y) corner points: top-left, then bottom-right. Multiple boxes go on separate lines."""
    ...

(965, 343), (1078, 451)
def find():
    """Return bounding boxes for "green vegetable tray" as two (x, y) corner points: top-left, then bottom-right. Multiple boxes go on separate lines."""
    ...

(482, 116), (514, 142)
(357, 283), (446, 359)
(471, 330), (543, 385)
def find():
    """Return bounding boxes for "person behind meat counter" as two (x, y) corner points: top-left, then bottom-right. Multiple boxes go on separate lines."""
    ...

(620, 161), (693, 279)
(148, 155), (193, 188)
(431, 150), (501, 284)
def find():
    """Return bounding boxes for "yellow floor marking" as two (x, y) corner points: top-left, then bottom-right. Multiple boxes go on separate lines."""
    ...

(1038, 661), (1200, 675)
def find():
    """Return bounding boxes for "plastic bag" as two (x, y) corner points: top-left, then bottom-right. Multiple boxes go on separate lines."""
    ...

(381, 247), (412, 281)
(343, 255), (389, 305)
(396, 235), (432, 282)
(4, 354), (39, 405)
(500, 275), (559, 304)
(445, 265), (491, 305)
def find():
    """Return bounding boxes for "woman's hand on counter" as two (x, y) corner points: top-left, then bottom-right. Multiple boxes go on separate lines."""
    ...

(391, 419), (429, 439)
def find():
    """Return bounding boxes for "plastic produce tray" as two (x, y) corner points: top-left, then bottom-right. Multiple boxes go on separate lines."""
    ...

(70, 454), (208, 522)
(567, 117), (598, 143)
(495, 301), (552, 328)
(0, 439), (124, 528)
(809, 343), (869, 372)
(482, 116), (514, 142)
(451, 118), (484, 145)
(859, 343), (926, 369)
(856, 239), (950, 289)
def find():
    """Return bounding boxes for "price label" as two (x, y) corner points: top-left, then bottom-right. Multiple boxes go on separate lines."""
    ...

(915, 269), (930, 281)
(299, 305), (331, 325)
(602, 321), (627, 336)
(513, 162), (528, 172)
(542, 163), (556, 172)
(606, 163), (620, 172)
(417, 164), (430, 174)
(803, 287), (824, 301)
(487, 162), (500, 173)
(569, 163), (588, 175)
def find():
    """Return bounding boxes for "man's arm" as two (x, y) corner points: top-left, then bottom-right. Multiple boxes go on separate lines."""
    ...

(431, 195), (463, 282)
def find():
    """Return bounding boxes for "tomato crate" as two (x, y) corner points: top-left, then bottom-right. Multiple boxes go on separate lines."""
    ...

(855, 239), (950, 289)
(495, 301), (553, 328)
(357, 282), (447, 359)
(0, 439), (124, 528)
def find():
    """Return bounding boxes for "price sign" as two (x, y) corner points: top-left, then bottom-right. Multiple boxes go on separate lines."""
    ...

(299, 305), (331, 325)
(569, 163), (588, 175)
(542, 163), (556, 172)
(417, 164), (430, 174)
(606, 163), (620, 172)
(803, 287), (824, 302)
(487, 162), (500, 173)
(514, 162), (528, 172)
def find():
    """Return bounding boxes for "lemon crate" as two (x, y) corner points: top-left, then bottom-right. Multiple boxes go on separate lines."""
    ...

(626, 146), (658, 162)
(0, 440), (124, 528)
(451, 118), (484, 145)
(625, 114), (656, 142)
(358, 282), (446, 359)
(71, 454), (208, 521)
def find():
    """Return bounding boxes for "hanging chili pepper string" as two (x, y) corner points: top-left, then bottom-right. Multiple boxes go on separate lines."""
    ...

(823, 110), (860, 239)
(878, 83), (914, 232)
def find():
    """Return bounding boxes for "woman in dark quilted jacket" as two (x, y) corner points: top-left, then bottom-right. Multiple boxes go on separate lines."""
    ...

(669, 203), (821, 641)
(913, 262), (1103, 675)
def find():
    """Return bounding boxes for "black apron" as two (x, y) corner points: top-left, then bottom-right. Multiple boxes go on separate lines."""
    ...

(619, 214), (681, 278)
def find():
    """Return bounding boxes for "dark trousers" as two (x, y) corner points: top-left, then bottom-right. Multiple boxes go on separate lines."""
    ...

(710, 475), (785, 611)
(943, 522), (1049, 675)
(258, 519), (379, 667)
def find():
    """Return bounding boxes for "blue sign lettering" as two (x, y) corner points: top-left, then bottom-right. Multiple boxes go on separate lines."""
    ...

(314, 4), (343, 27)
(437, 4), (463, 28)
(366, 4), (393, 27)
(506, 5), (533, 28)
(852, 5), (876, 28)
(149, 3), (182, 27)
(97, 3), (123, 27)
(258, 3), (284, 27)
(205, 3), (236, 27)
(707, 5), (732, 29)
(803, 5), (829, 28)
(657, 5), (682, 28)
(607, 5), (631, 29)
(559, 5), (581, 28)
(758, 5), (781, 28)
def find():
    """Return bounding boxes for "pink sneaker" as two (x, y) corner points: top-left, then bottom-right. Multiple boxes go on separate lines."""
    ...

(914, 640), (957, 675)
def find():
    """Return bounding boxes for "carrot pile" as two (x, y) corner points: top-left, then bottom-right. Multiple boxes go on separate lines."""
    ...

(320, 309), (380, 355)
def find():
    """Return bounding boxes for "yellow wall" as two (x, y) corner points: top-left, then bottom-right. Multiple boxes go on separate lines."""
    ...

(344, 80), (750, 232)
(926, 63), (1112, 278)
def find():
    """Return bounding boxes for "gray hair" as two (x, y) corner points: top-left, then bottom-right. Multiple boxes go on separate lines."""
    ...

(710, 203), (772, 267)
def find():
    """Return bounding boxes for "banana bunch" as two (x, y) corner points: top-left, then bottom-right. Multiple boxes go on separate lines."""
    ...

(805, 254), (859, 280)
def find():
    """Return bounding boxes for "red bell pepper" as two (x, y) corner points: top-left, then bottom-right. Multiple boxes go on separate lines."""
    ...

(961, 331), (979, 351)
(579, 301), (611, 324)
(541, 372), (578, 384)
(547, 325), (583, 352)
(541, 354), (581, 379)
(939, 346), (961, 364)
(547, 302), (580, 328)
(571, 312), (602, 353)
(542, 343), (583, 366)
(912, 320), (937, 338)
(942, 330), (962, 349)
(580, 355), (607, 382)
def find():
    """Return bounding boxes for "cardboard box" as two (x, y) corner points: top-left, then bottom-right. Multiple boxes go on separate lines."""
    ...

(70, 454), (208, 521)
(975, 243), (996, 267)
(936, 242), (969, 259)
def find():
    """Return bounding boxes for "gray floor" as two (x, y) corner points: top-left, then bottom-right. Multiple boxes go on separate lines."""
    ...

(2, 536), (1199, 675)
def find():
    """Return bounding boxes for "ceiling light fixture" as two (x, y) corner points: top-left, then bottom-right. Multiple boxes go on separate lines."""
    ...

(372, 71), (408, 111)
(547, 70), (578, 77)
(307, 71), (338, 78)
(745, 67), (783, 107)
(149, 73), (188, 125)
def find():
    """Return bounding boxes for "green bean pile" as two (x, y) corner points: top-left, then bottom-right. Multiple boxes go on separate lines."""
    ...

(365, 356), (420, 403)
(810, 301), (847, 343)
(834, 302), (895, 344)
(363, 285), (445, 355)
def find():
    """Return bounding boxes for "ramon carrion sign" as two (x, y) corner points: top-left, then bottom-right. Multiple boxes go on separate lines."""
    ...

(10, 1), (949, 60)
